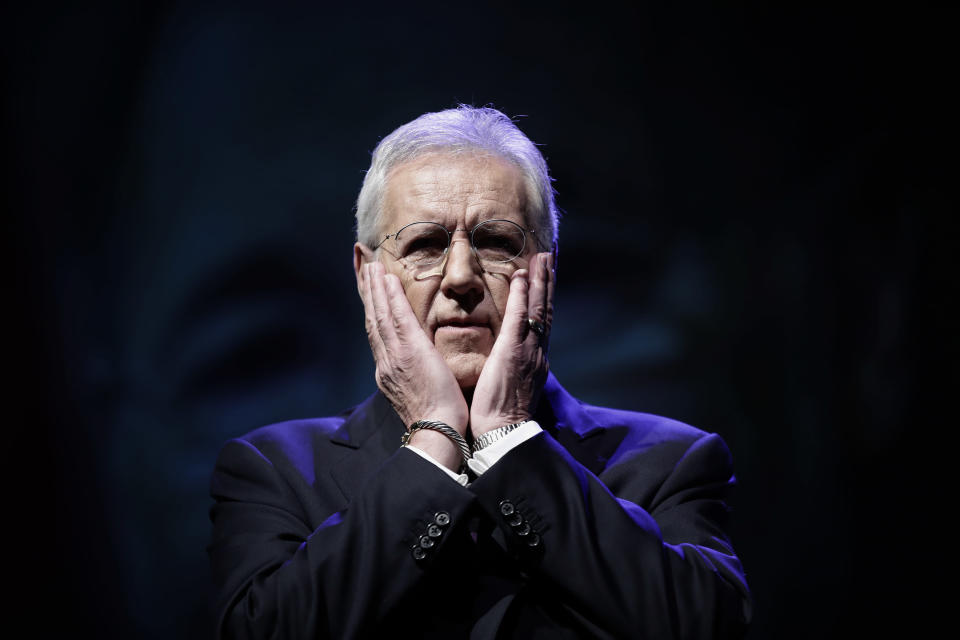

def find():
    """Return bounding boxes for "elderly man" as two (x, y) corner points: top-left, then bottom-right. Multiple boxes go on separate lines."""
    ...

(209, 106), (751, 638)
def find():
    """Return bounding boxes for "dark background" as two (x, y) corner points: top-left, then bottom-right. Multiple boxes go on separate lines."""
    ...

(6, 3), (953, 638)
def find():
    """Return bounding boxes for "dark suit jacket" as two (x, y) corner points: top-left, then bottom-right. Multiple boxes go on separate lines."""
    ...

(209, 374), (751, 639)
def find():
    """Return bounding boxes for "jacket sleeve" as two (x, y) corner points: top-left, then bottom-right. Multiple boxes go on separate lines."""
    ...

(467, 430), (752, 639)
(208, 438), (475, 639)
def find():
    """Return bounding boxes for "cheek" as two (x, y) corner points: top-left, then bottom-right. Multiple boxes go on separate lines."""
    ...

(397, 276), (437, 332)
(488, 278), (514, 321)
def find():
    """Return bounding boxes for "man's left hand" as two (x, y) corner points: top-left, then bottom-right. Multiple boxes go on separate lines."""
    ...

(470, 252), (554, 437)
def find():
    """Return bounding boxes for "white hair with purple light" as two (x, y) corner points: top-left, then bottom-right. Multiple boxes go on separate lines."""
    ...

(355, 105), (558, 251)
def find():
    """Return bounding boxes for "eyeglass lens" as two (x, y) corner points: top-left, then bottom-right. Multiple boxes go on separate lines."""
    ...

(393, 220), (526, 267)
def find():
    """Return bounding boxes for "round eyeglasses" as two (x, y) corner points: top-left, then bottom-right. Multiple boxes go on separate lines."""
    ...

(373, 219), (535, 269)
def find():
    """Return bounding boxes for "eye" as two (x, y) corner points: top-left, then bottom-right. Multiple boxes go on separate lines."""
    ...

(396, 223), (448, 264)
(473, 221), (525, 262)
(475, 233), (520, 252)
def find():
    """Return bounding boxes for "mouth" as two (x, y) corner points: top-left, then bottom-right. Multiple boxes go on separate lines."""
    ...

(434, 319), (492, 335)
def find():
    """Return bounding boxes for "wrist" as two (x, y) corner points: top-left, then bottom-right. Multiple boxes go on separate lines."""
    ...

(403, 406), (467, 434)
(403, 420), (472, 472)
(472, 420), (531, 452)
(471, 414), (531, 438)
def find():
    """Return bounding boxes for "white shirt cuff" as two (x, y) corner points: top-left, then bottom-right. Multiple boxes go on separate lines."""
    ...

(467, 420), (542, 476)
(405, 445), (469, 486)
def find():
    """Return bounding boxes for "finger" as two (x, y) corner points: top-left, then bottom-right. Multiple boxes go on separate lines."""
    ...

(368, 262), (399, 347)
(384, 273), (427, 346)
(360, 263), (389, 362)
(527, 252), (550, 325)
(501, 268), (530, 341)
(544, 252), (555, 328)
(541, 252), (554, 351)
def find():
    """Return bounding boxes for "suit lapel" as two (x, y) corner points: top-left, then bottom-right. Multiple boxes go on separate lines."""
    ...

(328, 390), (406, 501)
(538, 373), (623, 476)
(538, 372), (602, 439)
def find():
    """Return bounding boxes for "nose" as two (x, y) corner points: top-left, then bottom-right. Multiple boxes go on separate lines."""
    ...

(440, 232), (484, 308)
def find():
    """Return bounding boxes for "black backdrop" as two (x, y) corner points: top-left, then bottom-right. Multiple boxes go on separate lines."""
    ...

(6, 3), (953, 638)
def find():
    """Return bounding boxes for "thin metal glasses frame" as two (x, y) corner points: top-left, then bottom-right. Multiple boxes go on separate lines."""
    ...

(373, 219), (536, 267)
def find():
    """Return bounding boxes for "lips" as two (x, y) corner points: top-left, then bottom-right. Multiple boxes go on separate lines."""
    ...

(438, 319), (488, 328)
(434, 317), (492, 335)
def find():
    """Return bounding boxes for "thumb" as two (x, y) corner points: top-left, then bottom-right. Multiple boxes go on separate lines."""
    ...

(501, 269), (529, 341)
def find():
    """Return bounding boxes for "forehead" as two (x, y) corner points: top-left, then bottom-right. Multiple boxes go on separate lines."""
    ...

(381, 152), (529, 231)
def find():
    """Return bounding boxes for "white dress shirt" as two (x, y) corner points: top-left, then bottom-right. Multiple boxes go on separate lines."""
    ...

(405, 420), (543, 486)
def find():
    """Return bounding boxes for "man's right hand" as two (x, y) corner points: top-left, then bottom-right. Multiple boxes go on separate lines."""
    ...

(360, 261), (468, 471)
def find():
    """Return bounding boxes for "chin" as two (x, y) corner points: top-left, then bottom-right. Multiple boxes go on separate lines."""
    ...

(444, 352), (487, 389)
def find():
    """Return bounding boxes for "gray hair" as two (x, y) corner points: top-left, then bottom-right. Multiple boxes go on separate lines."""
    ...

(355, 105), (558, 251)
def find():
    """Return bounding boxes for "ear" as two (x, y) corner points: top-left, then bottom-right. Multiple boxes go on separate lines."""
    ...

(353, 242), (377, 296)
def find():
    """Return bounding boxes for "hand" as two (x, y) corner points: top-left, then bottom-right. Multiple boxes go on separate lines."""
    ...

(360, 262), (469, 469)
(470, 252), (554, 437)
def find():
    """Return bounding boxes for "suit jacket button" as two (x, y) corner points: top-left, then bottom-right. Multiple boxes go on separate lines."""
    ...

(507, 512), (523, 527)
(412, 546), (427, 561)
(433, 511), (451, 527)
(427, 523), (442, 538)
(419, 534), (435, 549)
(526, 533), (541, 547)
(514, 521), (531, 536)
(499, 500), (515, 516)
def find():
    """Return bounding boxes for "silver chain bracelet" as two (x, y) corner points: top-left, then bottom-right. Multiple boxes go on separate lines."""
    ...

(402, 420), (473, 464)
